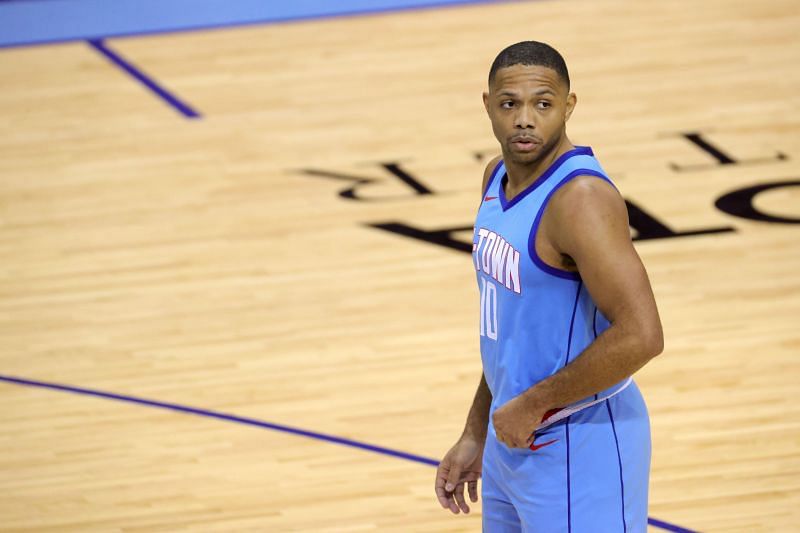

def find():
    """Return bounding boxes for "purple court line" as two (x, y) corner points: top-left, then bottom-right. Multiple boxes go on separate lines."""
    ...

(0, 374), (697, 532)
(0, 373), (434, 465)
(87, 39), (200, 119)
(648, 517), (700, 533)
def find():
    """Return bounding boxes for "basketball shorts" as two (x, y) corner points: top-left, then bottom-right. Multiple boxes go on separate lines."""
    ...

(481, 383), (651, 532)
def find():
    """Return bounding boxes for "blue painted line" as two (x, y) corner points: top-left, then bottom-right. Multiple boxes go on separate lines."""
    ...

(87, 39), (200, 119)
(647, 517), (700, 533)
(0, 374), (437, 466)
(0, 373), (696, 532)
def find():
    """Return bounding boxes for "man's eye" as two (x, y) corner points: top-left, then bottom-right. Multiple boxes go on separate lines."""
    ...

(538, 101), (551, 109)
(501, 101), (514, 109)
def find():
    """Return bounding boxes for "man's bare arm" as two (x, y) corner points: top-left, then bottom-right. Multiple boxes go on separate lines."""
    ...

(462, 155), (500, 439)
(435, 374), (491, 514)
(434, 156), (502, 512)
(480, 155), (502, 197)
(492, 176), (663, 448)
(462, 373), (492, 440)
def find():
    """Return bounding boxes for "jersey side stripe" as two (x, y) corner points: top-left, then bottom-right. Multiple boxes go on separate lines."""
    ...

(606, 399), (628, 533)
(564, 281), (583, 367)
(566, 420), (572, 533)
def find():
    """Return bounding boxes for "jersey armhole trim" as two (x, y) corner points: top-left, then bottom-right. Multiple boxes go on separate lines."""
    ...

(482, 159), (504, 197)
(527, 170), (614, 281)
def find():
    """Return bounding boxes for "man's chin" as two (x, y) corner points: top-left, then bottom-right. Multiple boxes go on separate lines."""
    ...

(506, 150), (541, 165)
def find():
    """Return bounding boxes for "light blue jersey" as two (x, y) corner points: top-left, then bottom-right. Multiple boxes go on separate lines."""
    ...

(472, 147), (651, 532)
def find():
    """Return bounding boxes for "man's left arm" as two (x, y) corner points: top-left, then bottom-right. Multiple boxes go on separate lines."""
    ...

(492, 176), (664, 449)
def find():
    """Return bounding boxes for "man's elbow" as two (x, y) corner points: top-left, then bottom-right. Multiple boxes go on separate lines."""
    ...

(639, 322), (664, 360)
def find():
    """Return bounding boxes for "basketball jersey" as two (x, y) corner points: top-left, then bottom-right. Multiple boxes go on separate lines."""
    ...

(472, 146), (631, 431)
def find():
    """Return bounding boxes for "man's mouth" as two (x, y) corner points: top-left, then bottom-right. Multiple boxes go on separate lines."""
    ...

(509, 136), (541, 151)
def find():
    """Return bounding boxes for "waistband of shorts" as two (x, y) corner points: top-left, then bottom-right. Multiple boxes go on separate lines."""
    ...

(534, 377), (633, 433)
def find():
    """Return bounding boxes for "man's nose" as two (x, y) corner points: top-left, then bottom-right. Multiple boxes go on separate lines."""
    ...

(514, 104), (536, 129)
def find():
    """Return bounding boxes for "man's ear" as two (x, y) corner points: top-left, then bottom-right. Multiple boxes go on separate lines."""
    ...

(565, 92), (577, 122)
(483, 91), (490, 115)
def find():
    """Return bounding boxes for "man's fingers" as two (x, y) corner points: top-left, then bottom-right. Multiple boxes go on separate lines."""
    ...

(497, 432), (510, 448)
(445, 464), (463, 493)
(435, 464), (453, 510)
(447, 487), (461, 515)
(435, 484), (451, 510)
(454, 481), (470, 514)
(468, 480), (479, 503)
(504, 431), (525, 448)
(436, 462), (463, 514)
(444, 467), (463, 515)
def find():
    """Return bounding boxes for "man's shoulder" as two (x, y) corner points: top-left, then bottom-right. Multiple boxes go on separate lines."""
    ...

(481, 155), (504, 195)
(546, 174), (629, 246)
(551, 174), (621, 212)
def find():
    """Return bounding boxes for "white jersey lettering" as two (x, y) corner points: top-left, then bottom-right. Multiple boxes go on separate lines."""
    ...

(474, 226), (522, 294)
(481, 231), (497, 275)
(505, 248), (521, 294)
(491, 238), (508, 283)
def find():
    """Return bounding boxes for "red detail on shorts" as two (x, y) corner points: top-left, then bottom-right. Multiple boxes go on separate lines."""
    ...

(541, 408), (563, 422)
(484, 196), (498, 201)
(529, 438), (558, 452)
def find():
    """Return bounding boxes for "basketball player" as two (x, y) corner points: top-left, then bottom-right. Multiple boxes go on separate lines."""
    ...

(434, 41), (664, 532)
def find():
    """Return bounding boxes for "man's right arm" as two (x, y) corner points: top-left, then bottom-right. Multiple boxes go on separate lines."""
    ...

(480, 155), (503, 199)
(460, 154), (500, 443)
(435, 373), (492, 515)
(461, 373), (492, 442)
(434, 156), (500, 515)
(462, 154), (500, 443)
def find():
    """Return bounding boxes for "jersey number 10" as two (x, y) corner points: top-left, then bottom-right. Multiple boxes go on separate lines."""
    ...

(480, 278), (498, 340)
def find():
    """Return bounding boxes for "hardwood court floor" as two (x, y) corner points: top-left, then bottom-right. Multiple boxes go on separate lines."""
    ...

(1, 0), (798, 531)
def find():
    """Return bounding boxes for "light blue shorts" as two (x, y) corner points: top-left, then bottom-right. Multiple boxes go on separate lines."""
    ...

(481, 383), (651, 533)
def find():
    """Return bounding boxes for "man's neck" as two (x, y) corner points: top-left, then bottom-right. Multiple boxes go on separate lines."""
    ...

(503, 137), (575, 198)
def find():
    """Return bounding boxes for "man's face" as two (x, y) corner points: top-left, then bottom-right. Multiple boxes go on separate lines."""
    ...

(483, 64), (576, 166)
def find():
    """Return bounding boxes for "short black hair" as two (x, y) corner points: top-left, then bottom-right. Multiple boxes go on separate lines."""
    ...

(488, 41), (570, 90)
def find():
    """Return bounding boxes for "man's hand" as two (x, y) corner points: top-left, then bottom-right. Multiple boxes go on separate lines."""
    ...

(492, 393), (546, 449)
(435, 436), (483, 514)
